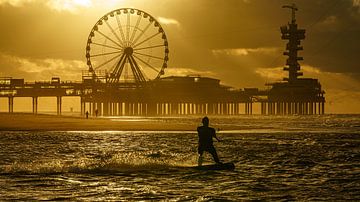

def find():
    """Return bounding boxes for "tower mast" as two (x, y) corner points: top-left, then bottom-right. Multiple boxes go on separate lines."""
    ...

(280, 3), (305, 83)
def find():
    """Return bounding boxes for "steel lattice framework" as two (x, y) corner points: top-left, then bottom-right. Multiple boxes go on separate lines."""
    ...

(86, 8), (169, 84)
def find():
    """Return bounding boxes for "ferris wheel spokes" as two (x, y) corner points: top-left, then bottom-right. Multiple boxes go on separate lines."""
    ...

(95, 53), (123, 71)
(133, 52), (164, 60)
(115, 14), (126, 43)
(86, 8), (169, 83)
(95, 30), (123, 48)
(126, 12), (130, 45)
(133, 44), (165, 51)
(133, 32), (161, 49)
(91, 42), (122, 51)
(133, 54), (161, 73)
(90, 50), (122, 58)
(131, 21), (153, 46)
(105, 20), (124, 47)
(130, 14), (143, 43)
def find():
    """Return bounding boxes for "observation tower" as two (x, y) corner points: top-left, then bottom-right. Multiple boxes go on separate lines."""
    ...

(261, 4), (326, 115)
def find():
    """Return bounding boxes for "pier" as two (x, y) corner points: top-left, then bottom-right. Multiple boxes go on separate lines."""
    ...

(0, 5), (325, 116)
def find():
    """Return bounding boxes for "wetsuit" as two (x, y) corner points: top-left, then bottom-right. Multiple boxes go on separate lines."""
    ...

(197, 125), (220, 163)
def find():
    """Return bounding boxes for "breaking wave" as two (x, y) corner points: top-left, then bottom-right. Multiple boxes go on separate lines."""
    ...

(1, 152), (197, 175)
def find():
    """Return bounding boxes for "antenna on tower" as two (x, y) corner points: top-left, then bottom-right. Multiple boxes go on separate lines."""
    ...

(282, 3), (298, 24)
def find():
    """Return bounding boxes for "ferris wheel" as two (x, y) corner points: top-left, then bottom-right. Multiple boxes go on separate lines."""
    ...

(85, 8), (169, 84)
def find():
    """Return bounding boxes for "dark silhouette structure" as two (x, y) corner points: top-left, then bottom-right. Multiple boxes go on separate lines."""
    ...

(260, 4), (325, 115)
(0, 5), (325, 116)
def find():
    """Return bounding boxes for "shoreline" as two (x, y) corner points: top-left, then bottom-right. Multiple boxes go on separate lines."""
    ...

(1, 113), (358, 132)
(0, 113), (198, 131)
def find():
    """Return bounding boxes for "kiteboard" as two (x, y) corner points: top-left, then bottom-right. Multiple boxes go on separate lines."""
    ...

(192, 162), (235, 171)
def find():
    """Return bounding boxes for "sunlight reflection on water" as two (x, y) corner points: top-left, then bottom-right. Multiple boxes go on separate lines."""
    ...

(0, 115), (359, 200)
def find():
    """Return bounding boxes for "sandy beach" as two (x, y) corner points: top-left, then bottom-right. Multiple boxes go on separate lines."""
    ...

(0, 113), (197, 131)
(0, 113), (201, 131)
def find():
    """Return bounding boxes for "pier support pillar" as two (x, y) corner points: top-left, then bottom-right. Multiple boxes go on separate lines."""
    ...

(32, 97), (38, 114)
(171, 103), (177, 115)
(8, 97), (14, 113)
(103, 102), (109, 116)
(250, 102), (253, 115)
(208, 103), (213, 115)
(56, 96), (62, 115)
(147, 103), (157, 116)
(108, 102), (112, 116)
(97, 102), (102, 116)
(92, 102), (97, 116)
(80, 97), (85, 116)
(287, 102), (291, 115)
(119, 102), (123, 116)
(268, 102), (272, 115)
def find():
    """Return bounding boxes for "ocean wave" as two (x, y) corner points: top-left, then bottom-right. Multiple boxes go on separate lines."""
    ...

(0, 152), (196, 175)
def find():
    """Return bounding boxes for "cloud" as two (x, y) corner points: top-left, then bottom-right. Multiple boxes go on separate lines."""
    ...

(0, 0), (92, 13)
(255, 65), (327, 81)
(254, 66), (284, 81)
(212, 47), (279, 56)
(0, 52), (218, 82)
(46, 0), (92, 13)
(322, 15), (338, 25)
(165, 67), (216, 78)
(157, 17), (180, 26)
(0, 53), (86, 81)
(0, 0), (35, 6)
(353, 0), (360, 13)
(353, 0), (360, 7)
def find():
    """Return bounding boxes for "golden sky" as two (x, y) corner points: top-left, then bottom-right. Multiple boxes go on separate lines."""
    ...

(0, 0), (360, 113)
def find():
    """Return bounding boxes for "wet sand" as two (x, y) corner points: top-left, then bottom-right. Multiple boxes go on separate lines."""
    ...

(0, 113), (199, 131)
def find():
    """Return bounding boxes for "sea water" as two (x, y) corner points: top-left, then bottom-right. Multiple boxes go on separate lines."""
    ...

(0, 115), (359, 200)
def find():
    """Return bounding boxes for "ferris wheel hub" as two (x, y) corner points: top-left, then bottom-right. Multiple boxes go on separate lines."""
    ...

(124, 47), (134, 55)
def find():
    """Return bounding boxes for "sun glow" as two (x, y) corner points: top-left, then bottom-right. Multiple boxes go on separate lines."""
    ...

(0, 0), (93, 10)
(47, 0), (92, 12)
(0, 0), (132, 13)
